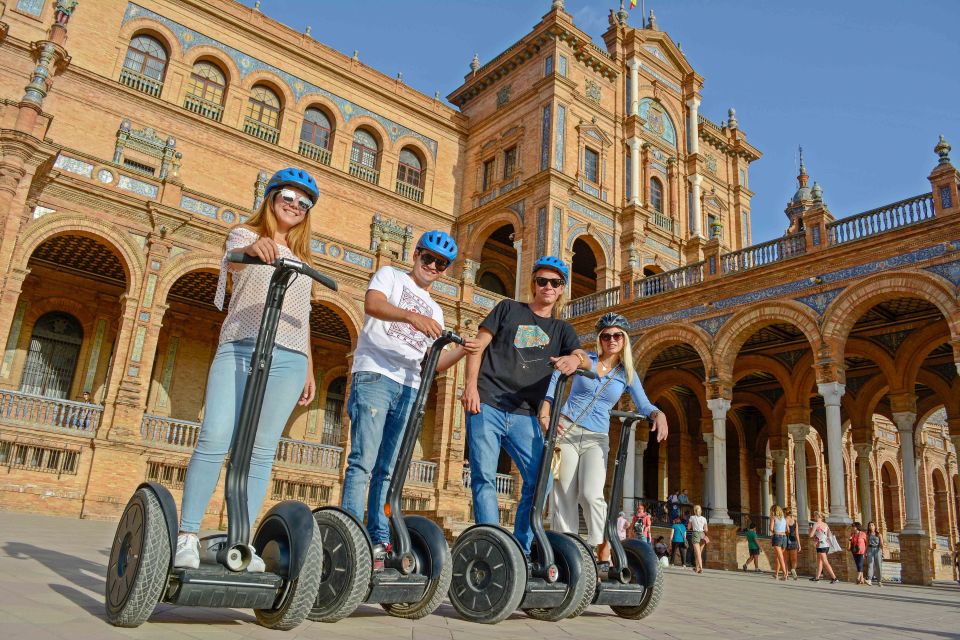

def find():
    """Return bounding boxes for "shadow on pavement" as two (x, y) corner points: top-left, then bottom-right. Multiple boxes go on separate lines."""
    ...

(5, 542), (108, 619)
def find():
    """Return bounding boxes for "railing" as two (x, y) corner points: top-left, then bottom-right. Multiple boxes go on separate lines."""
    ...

(298, 139), (332, 165)
(395, 180), (424, 203)
(721, 231), (806, 275)
(563, 286), (621, 319)
(349, 162), (379, 185)
(633, 499), (703, 528)
(274, 437), (342, 471)
(652, 210), (675, 233)
(119, 68), (163, 98)
(462, 466), (516, 497)
(0, 391), (101, 436)
(634, 261), (705, 299)
(183, 94), (224, 122)
(697, 113), (725, 134)
(729, 511), (772, 537)
(407, 460), (437, 485)
(886, 531), (900, 546)
(140, 414), (200, 449)
(935, 535), (951, 548)
(827, 193), (934, 246)
(243, 117), (280, 144)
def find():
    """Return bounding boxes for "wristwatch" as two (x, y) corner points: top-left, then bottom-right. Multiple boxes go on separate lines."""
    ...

(648, 409), (662, 421)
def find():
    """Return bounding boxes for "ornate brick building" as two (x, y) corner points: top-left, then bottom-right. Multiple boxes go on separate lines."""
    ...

(0, 0), (956, 585)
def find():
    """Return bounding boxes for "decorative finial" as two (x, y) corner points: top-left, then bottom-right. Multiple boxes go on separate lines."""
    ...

(677, 41), (683, 53)
(434, 90), (440, 100)
(616, 0), (628, 25)
(396, 72), (403, 82)
(647, 9), (657, 30)
(470, 53), (480, 74)
(727, 107), (738, 129)
(305, 25), (312, 37)
(54, 0), (79, 26)
(254, 0), (261, 10)
(935, 134), (952, 165)
(798, 145), (806, 175)
(552, 0), (565, 11)
(352, 50), (359, 61)
(811, 181), (823, 203)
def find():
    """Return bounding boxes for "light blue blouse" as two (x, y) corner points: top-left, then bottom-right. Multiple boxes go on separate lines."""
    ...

(544, 352), (658, 434)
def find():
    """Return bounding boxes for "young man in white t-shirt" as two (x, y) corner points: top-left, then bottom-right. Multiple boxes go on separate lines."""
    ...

(341, 231), (477, 564)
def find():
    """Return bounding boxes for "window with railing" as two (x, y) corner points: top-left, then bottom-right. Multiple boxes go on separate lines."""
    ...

(322, 376), (345, 446)
(396, 148), (424, 202)
(299, 108), (332, 165)
(350, 129), (380, 184)
(650, 176), (664, 213)
(122, 158), (156, 177)
(503, 146), (517, 180)
(20, 312), (82, 399)
(120, 35), (167, 97)
(481, 158), (495, 192)
(0, 440), (79, 475)
(184, 61), (226, 122)
(244, 85), (281, 144)
(145, 460), (186, 489)
(271, 478), (331, 505)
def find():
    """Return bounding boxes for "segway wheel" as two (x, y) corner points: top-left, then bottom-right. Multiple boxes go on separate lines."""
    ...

(610, 541), (664, 620)
(564, 534), (599, 619)
(449, 525), (525, 624)
(105, 488), (170, 627)
(382, 515), (453, 620)
(308, 509), (371, 622)
(524, 530), (596, 621)
(253, 516), (324, 630)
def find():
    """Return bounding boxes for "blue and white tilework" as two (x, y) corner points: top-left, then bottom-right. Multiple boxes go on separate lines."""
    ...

(693, 313), (732, 337)
(794, 288), (844, 316)
(180, 195), (218, 219)
(568, 199), (613, 227)
(117, 175), (159, 199)
(54, 155), (93, 178)
(925, 259), (960, 286)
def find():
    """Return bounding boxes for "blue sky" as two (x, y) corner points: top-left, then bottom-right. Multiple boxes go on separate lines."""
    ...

(238, 1), (960, 244)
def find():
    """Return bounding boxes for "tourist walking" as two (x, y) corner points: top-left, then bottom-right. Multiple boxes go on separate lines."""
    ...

(770, 504), (788, 580)
(850, 521), (867, 584)
(632, 502), (653, 543)
(784, 507), (802, 579)
(670, 516), (686, 566)
(687, 504), (708, 573)
(616, 511), (629, 541)
(742, 522), (761, 572)
(808, 511), (839, 583)
(864, 521), (884, 586)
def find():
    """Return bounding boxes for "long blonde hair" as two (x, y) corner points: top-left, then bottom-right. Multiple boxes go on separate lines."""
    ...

(770, 504), (784, 519)
(238, 190), (312, 262)
(527, 275), (569, 317)
(595, 332), (634, 385)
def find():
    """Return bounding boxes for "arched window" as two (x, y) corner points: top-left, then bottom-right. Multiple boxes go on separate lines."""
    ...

(322, 376), (346, 446)
(120, 35), (167, 97)
(19, 312), (83, 399)
(244, 85), (281, 143)
(396, 148), (424, 201)
(184, 61), (226, 121)
(298, 108), (332, 165)
(477, 271), (507, 296)
(650, 177), (664, 213)
(349, 129), (380, 183)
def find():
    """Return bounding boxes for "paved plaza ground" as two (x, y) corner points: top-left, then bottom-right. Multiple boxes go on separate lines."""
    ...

(0, 511), (957, 640)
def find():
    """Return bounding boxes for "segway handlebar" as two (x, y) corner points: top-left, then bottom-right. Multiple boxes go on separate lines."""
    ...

(609, 409), (648, 422)
(227, 251), (338, 291)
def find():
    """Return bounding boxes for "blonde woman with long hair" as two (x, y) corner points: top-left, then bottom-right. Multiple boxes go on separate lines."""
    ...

(543, 312), (668, 563)
(808, 511), (839, 583)
(687, 504), (708, 573)
(770, 504), (788, 580)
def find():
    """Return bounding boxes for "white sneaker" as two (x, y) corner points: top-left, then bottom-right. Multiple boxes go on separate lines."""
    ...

(175, 533), (200, 569)
(247, 545), (266, 573)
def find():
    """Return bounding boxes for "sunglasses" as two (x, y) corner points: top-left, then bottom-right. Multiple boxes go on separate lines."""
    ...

(418, 251), (450, 272)
(534, 276), (565, 289)
(278, 188), (313, 213)
(599, 331), (625, 342)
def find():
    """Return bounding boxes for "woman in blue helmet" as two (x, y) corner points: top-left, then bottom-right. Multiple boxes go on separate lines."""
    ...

(341, 230), (479, 566)
(542, 311), (668, 564)
(175, 168), (322, 570)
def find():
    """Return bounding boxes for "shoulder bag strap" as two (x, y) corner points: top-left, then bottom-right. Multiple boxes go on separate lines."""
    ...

(567, 364), (622, 426)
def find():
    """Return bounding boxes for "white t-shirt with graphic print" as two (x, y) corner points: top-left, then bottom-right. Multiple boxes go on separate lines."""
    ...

(352, 266), (444, 387)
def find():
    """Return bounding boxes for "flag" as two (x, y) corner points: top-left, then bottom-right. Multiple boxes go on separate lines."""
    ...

(630, 0), (638, 7)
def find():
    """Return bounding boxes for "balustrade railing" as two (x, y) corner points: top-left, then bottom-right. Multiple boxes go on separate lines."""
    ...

(274, 437), (342, 471)
(729, 511), (773, 537)
(827, 193), (934, 246)
(697, 113), (724, 134)
(119, 68), (163, 98)
(140, 414), (200, 449)
(395, 180), (424, 203)
(349, 162), (379, 185)
(886, 531), (900, 546)
(0, 391), (101, 436)
(407, 460), (437, 485)
(652, 210), (675, 233)
(563, 286), (620, 319)
(721, 231), (806, 275)
(935, 534), (951, 548)
(242, 117), (280, 144)
(298, 139), (331, 165)
(462, 466), (516, 497)
(634, 261), (705, 299)
(183, 94), (224, 122)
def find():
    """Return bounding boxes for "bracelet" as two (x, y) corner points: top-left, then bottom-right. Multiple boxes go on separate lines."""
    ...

(649, 409), (661, 421)
(575, 352), (585, 367)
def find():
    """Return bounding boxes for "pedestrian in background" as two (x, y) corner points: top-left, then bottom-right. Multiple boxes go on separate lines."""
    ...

(864, 521), (884, 587)
(770, 504), (787, 580)
(784, 507), (801, 580)
(809, 511), (839, 583)
(850, 521), (867, 585)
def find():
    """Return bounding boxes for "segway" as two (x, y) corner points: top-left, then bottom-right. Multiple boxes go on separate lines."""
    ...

(448, 368), (599, 624)
(308, 330), (463, 622)
(570, 409), (663, 619)
(105, 252), (338, 629)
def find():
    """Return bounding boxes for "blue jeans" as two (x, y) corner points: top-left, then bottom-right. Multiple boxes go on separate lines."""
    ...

(341, 372), (417, 545)
(180, 339), (307, 533)
(467, 403), (545, 554)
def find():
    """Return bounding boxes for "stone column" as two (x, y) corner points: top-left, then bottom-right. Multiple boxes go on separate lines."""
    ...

(706, 398), (731, 523)
(789, 424), (810, 523)
(770, 449), (788, 508)
(635, 438), (648, 500)
(854, 442), (874, 525)
(628, 137), (641, 206)
(622, 417), (638, 514)
(512, 238), (523, 296)
(699, 453), (710, 509)
(627, 58), (640, 116)
(818, 382), (851, 524)
(758, 467), (772, 516)
(892, 412), (924, 534)
(688, 173), (703, 237)
(686, 96), (701, 155)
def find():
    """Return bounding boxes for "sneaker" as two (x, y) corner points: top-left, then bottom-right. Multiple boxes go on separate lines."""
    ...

(809, 577), (820, 582)
(372, 543), (391, 571)
(247, 545), (266, 573)
(754, 568), (760, 573)
(742, 563), (748, 571)
(790, 569), (798, 580)
(175, 533), (200, 569)
(830, 578), (840, 584)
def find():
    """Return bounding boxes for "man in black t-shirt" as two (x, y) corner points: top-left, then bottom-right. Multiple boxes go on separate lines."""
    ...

(461, 256), (588, 554)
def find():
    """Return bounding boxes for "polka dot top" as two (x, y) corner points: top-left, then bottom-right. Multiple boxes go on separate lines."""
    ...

(214, 226), (313, 355)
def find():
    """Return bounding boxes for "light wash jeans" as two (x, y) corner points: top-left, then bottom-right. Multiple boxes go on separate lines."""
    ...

(550, 423), (610, 546)
(467, 403), (545, 555)
(179, 339), (307, 533)
(340, 371), (417, 545)
(865, 546), (883, 582)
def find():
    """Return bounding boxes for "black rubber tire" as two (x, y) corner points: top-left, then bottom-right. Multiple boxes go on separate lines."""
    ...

(564, 534), (598, 619)
(449, 526), (526, 624)
(105, 488), (170, 627)
(524, 530), (595, 621)
(254, 516), (324, 630)
(381, 519), (453, 619)
(610, 542), (664, 620)
(308, 509), (371, 622)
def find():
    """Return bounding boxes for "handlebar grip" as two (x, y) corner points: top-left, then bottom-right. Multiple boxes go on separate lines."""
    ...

(575, 368), (598, 380)
(226, 250), (268, 265)
(302, 264), (338, 291)
(610, 409), (645, 421)
(442, 330), (464, 345)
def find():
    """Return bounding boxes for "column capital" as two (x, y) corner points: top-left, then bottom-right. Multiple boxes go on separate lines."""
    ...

(686, 96), (701, 110)
(853, 442), (873, 458)
(698, 455), (708, 467)
(687, 173), (702, 186)
(770, 448), (788, 464)
(627, 136), (642, 151)
(788, 423), (811, 440)
(702, 433), (714, 448)
(817, 381), (845, 406)
(706, 397), (730, 417)
(892, 411), (917, 434)
(627, 57), (641, 71)
(757, 467), (772, 479)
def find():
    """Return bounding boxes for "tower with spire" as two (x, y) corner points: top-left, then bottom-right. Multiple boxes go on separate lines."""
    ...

(785, 147), (816, 233)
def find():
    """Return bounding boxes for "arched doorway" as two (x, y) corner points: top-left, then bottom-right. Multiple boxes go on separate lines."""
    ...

(881, 461), (903, 532)
(322, 376), (346, 446)
(570, 237), (598, 300)
(932, 469), (950, 539)
(477, 224), (516, 298)
(19, 312), (83, 399)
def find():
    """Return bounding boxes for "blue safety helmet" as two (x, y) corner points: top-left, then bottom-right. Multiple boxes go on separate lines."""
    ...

(265, 167), (319, 204)
(531, 255), (569, 282)
(416, 230), (458, 262)
(596, 312), (630, 333)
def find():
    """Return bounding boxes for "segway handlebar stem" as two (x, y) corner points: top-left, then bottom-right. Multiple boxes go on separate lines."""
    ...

(606, 410), (649, 582)
(226, 251), (338, 291)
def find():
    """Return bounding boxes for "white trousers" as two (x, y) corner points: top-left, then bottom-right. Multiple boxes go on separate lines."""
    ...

(550, 423), (609, 546)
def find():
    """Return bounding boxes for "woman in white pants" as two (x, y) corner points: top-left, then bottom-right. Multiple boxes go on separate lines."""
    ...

(540, 312), (668, 563)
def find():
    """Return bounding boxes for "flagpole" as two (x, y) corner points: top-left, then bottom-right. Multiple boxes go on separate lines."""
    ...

(641, 0), (646, 27)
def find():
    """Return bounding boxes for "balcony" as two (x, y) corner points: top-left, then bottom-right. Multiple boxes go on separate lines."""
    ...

(462, 466), (516, 497)
(119, 68), (163, 98)
(243, 117), (280, 145)
(721, 231), (806, 275)
(562, 285), (621, 319)
(183, 94), (224, 122)
(298, 139), (332, 166)
(395, 180), (424, 203)
(634, 261), (705, 300)
(0, 391), (101, 437)
(652, 210), (675, 233)
(274, 437), (341, 471)
(349, 161), (379, 185)
(407, 460), (437, 485)
(140, 414), (200, 450)
(826, 193), (934, 245)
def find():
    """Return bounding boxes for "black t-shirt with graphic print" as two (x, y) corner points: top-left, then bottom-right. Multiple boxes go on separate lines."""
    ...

(477, 299), (581, 415)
